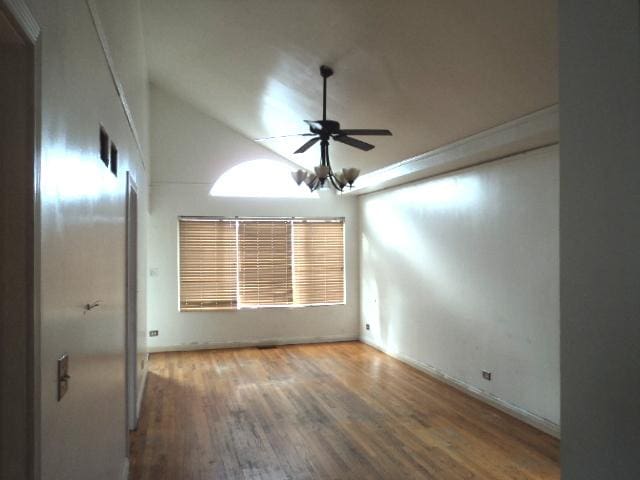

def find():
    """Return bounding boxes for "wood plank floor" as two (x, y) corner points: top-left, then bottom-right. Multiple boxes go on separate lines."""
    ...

(130, 341), (559, 480)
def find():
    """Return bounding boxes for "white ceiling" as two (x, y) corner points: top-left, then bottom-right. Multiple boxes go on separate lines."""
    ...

(141, 0), (557, 175)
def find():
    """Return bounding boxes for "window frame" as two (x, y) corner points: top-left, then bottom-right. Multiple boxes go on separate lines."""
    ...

(177, 216), (346, 312)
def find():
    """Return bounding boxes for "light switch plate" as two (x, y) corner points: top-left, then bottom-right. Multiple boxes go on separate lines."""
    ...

(57, 354), (70, 401)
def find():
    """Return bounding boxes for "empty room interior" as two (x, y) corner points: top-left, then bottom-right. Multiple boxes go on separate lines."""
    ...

(1, 0), (639, 479)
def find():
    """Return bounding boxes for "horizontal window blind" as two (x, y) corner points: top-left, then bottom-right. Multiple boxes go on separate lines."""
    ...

(293, 221), (344, 305)
(238, 221), (292, 306)
(179, 219), (237, 311)
(178, 217), (345, 311)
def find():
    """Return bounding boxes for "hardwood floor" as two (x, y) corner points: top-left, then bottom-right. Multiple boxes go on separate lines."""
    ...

(130, 342), (559, 479)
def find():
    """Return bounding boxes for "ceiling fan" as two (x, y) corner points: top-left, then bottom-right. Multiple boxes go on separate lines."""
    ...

(260, 65), (392, 192)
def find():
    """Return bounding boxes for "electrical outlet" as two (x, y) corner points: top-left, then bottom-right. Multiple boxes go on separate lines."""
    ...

(482, 370), (492, 381)
(365, 323), (370, 330)
(149, 330), (158, 337)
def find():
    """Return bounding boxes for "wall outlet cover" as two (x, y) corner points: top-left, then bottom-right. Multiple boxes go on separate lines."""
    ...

(149, 330), (159, 337)
(482, 370), (492, 381)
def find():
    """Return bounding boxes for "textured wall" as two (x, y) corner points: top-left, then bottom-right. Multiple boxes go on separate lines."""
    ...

(360, 145), (560, 427)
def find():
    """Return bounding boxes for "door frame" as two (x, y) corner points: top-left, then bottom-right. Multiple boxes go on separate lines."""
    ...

(0, 1), (41, 479)
(125, 171), (139, 435)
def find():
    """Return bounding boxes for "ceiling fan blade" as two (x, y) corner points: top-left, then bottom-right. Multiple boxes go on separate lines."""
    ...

(333, 135), (375, 151)
(254, 133), (315, 142)
(294, 136), (321, 154)
(338, 129), (392, 136)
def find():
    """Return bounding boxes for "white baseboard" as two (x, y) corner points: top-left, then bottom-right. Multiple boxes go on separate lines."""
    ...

(121, 458), (129, 480)
(134, 355), (148, 427)
(361, 337), (560, 438)
(148, 334), (359, 353)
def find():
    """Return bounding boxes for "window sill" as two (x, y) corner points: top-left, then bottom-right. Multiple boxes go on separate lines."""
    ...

(179, 302), (346, 313)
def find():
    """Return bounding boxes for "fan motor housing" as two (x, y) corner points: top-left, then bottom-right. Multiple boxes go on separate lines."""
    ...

(309, 120), (341, 136)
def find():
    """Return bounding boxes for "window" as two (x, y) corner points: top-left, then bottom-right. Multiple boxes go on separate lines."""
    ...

(292, 222), (345, 305)
(178, 217), (344, 311)
(179, 219), (238, 311)
(209, 159), (317, 198)
(238, 221), (293, 306)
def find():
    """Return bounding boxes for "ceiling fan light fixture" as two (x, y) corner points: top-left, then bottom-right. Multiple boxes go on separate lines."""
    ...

(314, 165), (330, 180)
(342, 167), (360, 187)
(304, 173), (318, 187)
(286, 65), (391, 194)
(291, 169), (308, 186)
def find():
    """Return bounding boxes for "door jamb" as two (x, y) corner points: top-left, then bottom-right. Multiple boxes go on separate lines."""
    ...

(0, 1), (41, 479)
(125, 171), (139, 438)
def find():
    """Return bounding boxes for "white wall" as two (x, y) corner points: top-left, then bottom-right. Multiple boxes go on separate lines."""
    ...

(148, 87), (359, 351)
(150, 84), (298, 185)
(93, 0), (150, 155)
(560, 1), (640, 478)
(23, 0), (150, 478)
(360, 145), (560, 430)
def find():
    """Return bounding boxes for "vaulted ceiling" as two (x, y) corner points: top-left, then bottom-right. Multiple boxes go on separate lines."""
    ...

(140, 0), (557, 175)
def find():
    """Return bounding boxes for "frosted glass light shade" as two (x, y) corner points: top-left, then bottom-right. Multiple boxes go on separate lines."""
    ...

(304, 173), (318, 187)
(342, 167), (360, 186)
(291, 169), (308, 185)
(315, 165), (330, 180)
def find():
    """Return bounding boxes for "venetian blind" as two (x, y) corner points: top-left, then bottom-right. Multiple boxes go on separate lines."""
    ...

(293, 221), (345, 305)
(238, 221), (293, 306)
(178, 219), (237, 311)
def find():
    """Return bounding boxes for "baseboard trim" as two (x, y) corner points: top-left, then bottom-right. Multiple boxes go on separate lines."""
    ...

(148, 334), (359, 353)
(134, 355), (148, 427)
(361, 337), (560, 438)
(121, 458), (129, 480)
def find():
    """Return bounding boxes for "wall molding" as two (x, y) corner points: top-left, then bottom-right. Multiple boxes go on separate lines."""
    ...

(85, 0), (147, 170)
(2, 0), (39, 43)
(361, 337), (561, 438)
(148, 334), (358, 353)
(348, 105), (558, 195)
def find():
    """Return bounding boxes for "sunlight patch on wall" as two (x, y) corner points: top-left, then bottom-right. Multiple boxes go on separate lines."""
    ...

(209, 159), (317, 198)
(41, 143), (118, 202)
